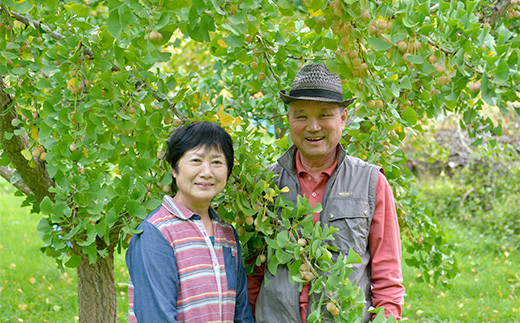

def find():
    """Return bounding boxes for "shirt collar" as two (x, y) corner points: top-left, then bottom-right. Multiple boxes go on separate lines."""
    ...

(162, 195), (219, 221)
(295, 145), (340, 178)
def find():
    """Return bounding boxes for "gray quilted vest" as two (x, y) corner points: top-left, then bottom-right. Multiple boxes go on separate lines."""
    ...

(256, 145), (380, 323)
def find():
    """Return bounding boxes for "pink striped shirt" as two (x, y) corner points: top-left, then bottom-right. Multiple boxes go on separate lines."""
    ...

(127, 196), (252, 322)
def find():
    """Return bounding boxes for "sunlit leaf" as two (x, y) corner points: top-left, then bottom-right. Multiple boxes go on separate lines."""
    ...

(402, 106), (418, 125)
(107, 7), (122, 39)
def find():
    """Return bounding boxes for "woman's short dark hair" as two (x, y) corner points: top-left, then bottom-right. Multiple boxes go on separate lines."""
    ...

(165, 121), (234, 192)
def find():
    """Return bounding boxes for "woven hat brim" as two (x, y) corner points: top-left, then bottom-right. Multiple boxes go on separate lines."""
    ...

(280, 90), (356, 107)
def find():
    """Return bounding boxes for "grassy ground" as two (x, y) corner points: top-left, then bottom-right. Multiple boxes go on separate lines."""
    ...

(402, 218), (520, 322)
(0, 181), (129, 322)
(0, 179), (519, 322)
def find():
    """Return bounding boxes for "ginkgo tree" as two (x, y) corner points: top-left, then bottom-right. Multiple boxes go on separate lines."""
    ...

(1, 0), (519, 322)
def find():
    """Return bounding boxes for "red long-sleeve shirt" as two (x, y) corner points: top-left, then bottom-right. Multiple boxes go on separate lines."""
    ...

(248, 151), (404, 320)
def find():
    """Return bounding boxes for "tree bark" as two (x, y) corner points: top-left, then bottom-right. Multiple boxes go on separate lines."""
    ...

(0, 165), (32, 195)
(77, 253), (118, 323)
(486, 0), (512, 25)
(0, 76), (54, 202)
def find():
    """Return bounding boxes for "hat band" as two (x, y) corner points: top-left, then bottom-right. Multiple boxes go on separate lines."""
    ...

(289, 88), (343, 101)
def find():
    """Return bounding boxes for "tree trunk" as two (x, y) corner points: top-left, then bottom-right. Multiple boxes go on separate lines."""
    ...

(0, 76), (54, 202)
(77, 253), (118, 323)
(485, 0), (512, 25)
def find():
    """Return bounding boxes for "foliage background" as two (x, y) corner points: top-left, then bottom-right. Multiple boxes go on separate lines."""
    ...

(1, 0), (520, 321)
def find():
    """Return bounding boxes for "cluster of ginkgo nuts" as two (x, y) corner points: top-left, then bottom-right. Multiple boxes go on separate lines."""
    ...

(31, 146), (46, 161)
(145, 30), (163, 41)
(244, 33), (269, 82)
(236, 215), (257, 236)
(341, 49), (368, 77)
(397, 39), (422, 54)
(250, 61), (266, 81)
(427, 53), (481, 93)
(468, 80), (481, 93)
(369, 18), (392, 37)
(249, 61), (266, 81)
(299, 262), (315, 281)
(425, 54), (454, 86)
(326, 301), (340, 316)
(427, 53), (480, 93)
(331, 0), (343, 16)
(507, 0), (520, 19)
(366, 99), (384, 109)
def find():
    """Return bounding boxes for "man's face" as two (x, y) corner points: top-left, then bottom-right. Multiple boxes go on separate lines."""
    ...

(288, 100), (347, 163)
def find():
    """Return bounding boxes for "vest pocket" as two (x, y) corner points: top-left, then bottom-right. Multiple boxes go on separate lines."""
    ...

(325, 198), (370, 255)
(223, 247), (238, 290)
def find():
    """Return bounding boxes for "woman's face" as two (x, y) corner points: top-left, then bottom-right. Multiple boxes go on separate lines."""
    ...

(173, 146), (228, 211)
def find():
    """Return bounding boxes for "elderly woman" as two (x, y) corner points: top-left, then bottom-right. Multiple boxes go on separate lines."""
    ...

(126, 121), (253, 323)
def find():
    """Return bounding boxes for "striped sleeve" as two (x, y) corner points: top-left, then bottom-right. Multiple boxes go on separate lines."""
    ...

(126, 220), (179, 323)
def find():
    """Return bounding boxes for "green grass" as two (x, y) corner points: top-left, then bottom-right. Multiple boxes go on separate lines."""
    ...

(402, 218), (520, 322)
(0, 181), (129, 322)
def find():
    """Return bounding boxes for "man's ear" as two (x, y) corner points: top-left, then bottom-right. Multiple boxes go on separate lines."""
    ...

(340, 107), (348, 123)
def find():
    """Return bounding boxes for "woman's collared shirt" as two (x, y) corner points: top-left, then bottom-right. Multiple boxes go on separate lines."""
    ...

(126, 195), (253, 323)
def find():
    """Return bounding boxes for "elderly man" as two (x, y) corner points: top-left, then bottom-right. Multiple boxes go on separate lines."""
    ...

(248, 63), (405, 322)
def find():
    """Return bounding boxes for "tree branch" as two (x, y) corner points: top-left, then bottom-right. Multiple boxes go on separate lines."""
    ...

(0, 77), (54, 202)
(0, 165), (32, 195)
(130, 73), (187, 120)
(485, 0), (512, 25)
(0, 4), (15, 40)
(419, 35), (482, 75)
(4, 7), (96, 59)
(2, 6), (63, 40)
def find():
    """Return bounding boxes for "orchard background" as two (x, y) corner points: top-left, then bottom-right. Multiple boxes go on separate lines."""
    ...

(0, 0), (519, 322)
